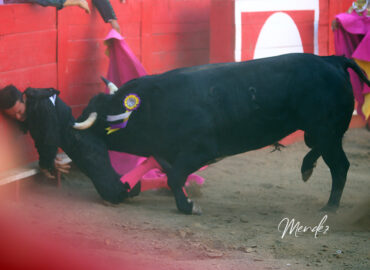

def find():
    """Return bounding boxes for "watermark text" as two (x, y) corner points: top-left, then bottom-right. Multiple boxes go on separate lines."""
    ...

(278, 215), (329, 239)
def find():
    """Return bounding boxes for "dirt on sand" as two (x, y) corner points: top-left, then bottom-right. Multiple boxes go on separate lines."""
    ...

(0, 128), (369, 270)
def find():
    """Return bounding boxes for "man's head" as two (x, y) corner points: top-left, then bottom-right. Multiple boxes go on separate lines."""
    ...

(0, 85), (26, 122)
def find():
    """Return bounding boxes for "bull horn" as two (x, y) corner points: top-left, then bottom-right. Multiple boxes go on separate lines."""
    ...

(73, 112), (97, 130)
(101, 76), (118, 94)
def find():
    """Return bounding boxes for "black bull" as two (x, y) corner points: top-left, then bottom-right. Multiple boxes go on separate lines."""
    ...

(77, 53), (370, 214)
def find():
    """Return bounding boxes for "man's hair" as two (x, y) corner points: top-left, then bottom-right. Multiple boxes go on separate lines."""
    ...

(0, 85), (22, 110)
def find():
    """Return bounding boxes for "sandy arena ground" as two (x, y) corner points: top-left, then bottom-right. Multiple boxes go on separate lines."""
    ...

(0, 127), (369, 270)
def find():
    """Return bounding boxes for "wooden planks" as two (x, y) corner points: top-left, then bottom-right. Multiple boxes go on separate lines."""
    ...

(0, 4), (57, 170)
(0, 4), (56, 35)
(146, 0), (211, 74)
(0, 4), (57, 88)
(0, 163), (38, 186)
(0, 153), (71, 202)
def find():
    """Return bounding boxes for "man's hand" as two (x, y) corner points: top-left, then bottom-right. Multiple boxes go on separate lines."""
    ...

(54, 157), (71, 174)
(109, 19), (121, 33)
(40, 168), (56, 179)
(332, 19), (338, 31)
(40, 157), (71, 179)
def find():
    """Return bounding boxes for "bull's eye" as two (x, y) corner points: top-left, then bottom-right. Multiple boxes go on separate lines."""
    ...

(123, 94), (141, 111)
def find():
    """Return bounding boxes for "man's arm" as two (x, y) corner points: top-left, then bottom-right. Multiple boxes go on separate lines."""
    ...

(26, 95), (60, 174)
(4, 0), (90, 12)
(92, 0), (120, 33)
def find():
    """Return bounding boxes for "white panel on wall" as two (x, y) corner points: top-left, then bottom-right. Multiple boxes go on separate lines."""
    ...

(234, 0), (319, 62)
(253, 12), (303, 59)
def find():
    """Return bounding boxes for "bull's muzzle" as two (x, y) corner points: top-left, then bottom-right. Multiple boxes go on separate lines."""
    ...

(101, 76), (118, 94)
(73, 112), (98, 130)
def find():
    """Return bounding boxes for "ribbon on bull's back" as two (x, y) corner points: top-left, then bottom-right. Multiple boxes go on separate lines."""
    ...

(104, 29), (205, 186)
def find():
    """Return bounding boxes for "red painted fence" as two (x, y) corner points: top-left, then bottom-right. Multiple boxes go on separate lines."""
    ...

(0, 0), (210, 171)
(0, 0), (356, 172)
(210, 0), (353, 63)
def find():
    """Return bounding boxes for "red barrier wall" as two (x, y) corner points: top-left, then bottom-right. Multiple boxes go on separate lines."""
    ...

(209, 0), (364, 143)
(56, 0), (211, 117)
(56, 0), (144, 117)
(0, 0), (357, 171)
(0, 5), (57, 88)
(210, 0), (354, 63)
(0, 0), (211, 170)
(146, 0), (211, 74)
(328, 0), (353, 55)
(0, 4), (58, 171)
(210, 0), (331, 63)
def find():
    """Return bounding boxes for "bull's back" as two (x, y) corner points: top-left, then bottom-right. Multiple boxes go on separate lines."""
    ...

(109, 54), (354, 157)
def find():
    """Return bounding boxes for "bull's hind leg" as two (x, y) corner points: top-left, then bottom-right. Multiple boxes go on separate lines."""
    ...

(301, 133), (321, 182)
(301, 149), (320, 182)
(319, 138), (350, 212)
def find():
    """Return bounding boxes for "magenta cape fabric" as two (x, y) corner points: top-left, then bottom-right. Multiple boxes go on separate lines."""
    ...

(104, 30), (147, 90)
(104, 30), (205, 185)
(334, 11), (370, 118)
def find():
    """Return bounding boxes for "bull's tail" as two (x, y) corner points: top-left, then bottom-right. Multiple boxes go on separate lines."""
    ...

(342, 57), (370, 87)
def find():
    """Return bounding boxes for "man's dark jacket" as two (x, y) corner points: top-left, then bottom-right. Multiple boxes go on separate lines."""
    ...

(22, 88), (131, 203)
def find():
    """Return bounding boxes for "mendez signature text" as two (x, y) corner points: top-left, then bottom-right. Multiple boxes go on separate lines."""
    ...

(278, 215), (329, 239)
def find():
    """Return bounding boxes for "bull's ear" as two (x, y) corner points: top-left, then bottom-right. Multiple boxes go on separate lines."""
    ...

(73, 112), (97, 130)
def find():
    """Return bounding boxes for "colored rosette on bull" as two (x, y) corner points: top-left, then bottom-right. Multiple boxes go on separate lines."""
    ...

(106, 93), (141, 134)
(124, 94), (141, 111)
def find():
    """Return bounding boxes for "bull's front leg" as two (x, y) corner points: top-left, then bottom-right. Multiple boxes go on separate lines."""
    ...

(165, 139), (216, 215)
(167, 170), (202, 215)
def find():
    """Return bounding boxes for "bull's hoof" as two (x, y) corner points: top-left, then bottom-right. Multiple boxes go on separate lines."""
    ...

(301, 162), (316, 182)
(192, 203), (202, 215)
(176, 198), (194, 215)
(319, 205), (338, 213)
(178, 199), (202, 215)
(128, 182), (141, 198)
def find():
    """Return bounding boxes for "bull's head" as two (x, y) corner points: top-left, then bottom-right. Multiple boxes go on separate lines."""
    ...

(73, 77), (118, 130)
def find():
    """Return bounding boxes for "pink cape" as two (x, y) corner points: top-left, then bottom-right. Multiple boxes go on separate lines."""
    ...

(334, 11), (370, 118)
(104, 30), (205, 185)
